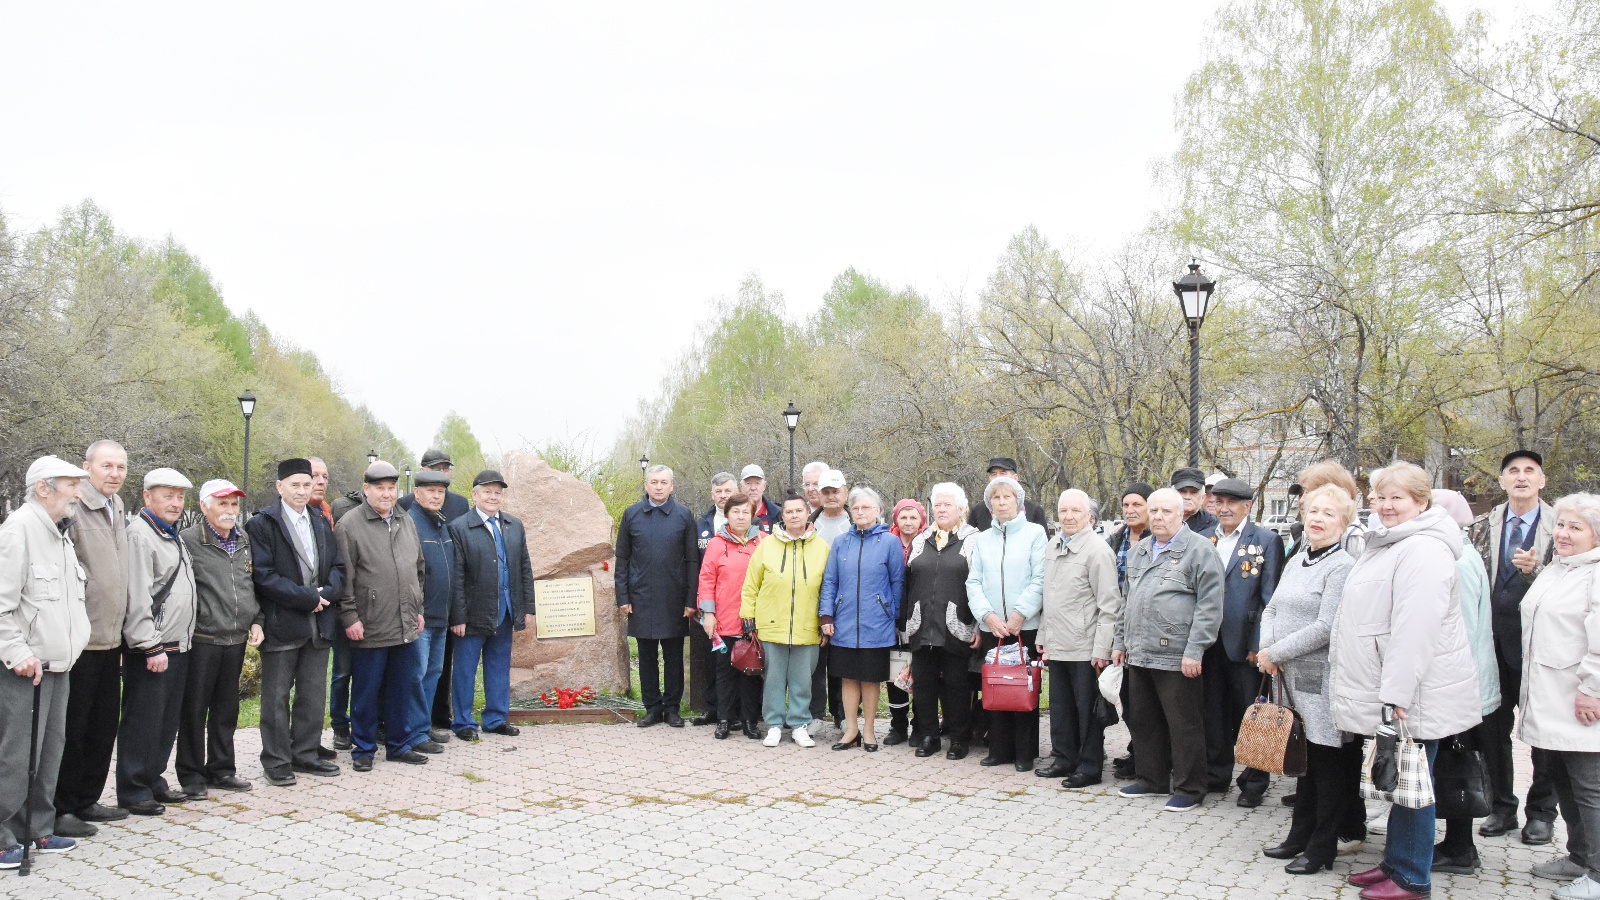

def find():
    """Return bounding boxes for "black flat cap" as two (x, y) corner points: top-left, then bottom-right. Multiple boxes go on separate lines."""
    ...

(473, 469), (508, 488)
(277, 458), (313, 480)
(986, 456), (1019, 473)
(414, 469), (451, 488)
(1170, 467), (1206, 491)
(1501, 449), (1543, 471)
(420, 448), (452, 468)
(1211, 477), (1254, 501)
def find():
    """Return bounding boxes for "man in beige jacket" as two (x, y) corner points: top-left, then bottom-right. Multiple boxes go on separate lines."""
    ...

(0, 456), (92, 867)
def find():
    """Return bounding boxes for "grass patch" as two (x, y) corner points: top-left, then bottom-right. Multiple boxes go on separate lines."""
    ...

(459, 771), (486, 784)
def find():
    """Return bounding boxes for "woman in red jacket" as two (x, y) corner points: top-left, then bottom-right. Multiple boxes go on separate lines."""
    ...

(697, 493), (766, 739)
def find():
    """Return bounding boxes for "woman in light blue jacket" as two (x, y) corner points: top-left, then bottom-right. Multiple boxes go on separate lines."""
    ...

(819, 486), (905, 752)
(966, 476), (1048, 771)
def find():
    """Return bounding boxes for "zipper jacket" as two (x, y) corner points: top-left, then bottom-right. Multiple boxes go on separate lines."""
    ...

(739, 526), (829, 646)
(0, 503), (91, 672)
(181, 521), (259, 646)
(818, 522), (905, 649)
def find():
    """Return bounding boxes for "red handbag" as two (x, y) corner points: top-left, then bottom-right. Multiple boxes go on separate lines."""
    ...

(731, 633), (765, 675)
(981, 637), (1040, 712)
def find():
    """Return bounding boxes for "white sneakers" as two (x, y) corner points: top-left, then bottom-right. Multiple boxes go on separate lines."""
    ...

(1555, 875), (1600, 900)
(763, 727), (782, 747)
(792, 727), (815, 748)
(760, 723), (816, 747)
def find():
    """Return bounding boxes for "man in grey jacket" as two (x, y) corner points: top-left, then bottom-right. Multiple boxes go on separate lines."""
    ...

(1112, 487), (1225, 813)
(175, 480), (261, 799)
(0, 456), (92, 867)
(116, 467), (198, 816)
(54, 440), (131, 837)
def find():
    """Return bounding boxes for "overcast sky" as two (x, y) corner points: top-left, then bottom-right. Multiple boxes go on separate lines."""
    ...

(0, 1), (1540, 460)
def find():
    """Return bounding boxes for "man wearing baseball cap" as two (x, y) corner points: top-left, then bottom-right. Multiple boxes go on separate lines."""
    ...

(739, 465), (781, 534)
(1170, 467), (1218, 534)
(0, 456), (92, 867)
(116, 467), (198, 816)
(967, 457), (1049, 532)
(175, 480), (260, 799)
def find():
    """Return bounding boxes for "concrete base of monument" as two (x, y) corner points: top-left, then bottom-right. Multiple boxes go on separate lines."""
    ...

(506, 707), (640, 725)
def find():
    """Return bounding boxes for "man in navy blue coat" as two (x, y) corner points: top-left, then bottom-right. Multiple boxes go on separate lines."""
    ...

(1199, 477), (1284, 807)
(616, 465), (700, 728)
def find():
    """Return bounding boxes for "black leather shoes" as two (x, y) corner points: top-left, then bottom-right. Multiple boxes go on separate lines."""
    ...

(714, 722), (732, 740)
(412, 740), (445, 754)
(53, 814), (98, 838)
(1237, 790), (1265, 808)
(387, 749), (428, 765)
(915, 737), (941, 758)
(636, 710), (664, 728)
(882, 729), (909, 747)
(1280, 791), (1299, 806)
(125, 800), (166, 816)
(1263, 842), (1307, 860)
(332, 726), (353, 751)
(1523, 818), (1555, 845)
(1431, 848), (1480, 874)
(1063, 772), (1102, 789)
(1014, 759), (1033, 772)
(317, 744), (338, 760)
(428, 728), (453, 744)
(743, 721), (763, 740)
(263, 767), (297, 787)
(76, 803), (129, 823)
(1285, 855), (1331, 875)
(154, 787), (190, 804)
(455, 728), (480, 742)
(208, 775), (252, 792)
(692, 714), (716, 726)
(665, 710), (685, 728)
(351, 756), (373, 772)
(181, 784), (209, 801)
(946, 741), (969, 760)
(1478, 810), (1516, 836)
(1035, 760), (1074, 779)
(485, 723), (520, 736)
(979, 755), (1012, 767)
(292, 761), (340, 776)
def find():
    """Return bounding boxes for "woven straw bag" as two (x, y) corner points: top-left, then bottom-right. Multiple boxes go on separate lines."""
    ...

(1234, 675), (1308, 777)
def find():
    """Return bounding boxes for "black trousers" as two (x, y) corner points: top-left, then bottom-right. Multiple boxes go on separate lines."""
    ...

(430, 630), (454, 730)
(1127, 663), (1208, 800)
(809, 644), (843, 722)
(710, 643), (761, 723)
(1202, 645), (1270, 795)
(176, 642), (246, 789)
(636, 637), (685, 714)
(55, 647), (123, 815)
(691, 628), (717, 719)
(978, 631), (1040, 764)
(1283, 738), (1366, 864)
(1047, 660), (1105, 777)
(911, 647), (970, 741)
(1481, 650), (1558, 822)
(116, 648), (188, 806)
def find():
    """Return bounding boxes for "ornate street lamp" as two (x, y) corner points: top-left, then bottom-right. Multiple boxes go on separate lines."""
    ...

(638, 454), (650, 498)
(783, 401), (802, 492)
(238, 390), (256, 501)
(367, 450), (379, 466)
(403, 465), (412, 493)
(1172, 260), (1217, 467)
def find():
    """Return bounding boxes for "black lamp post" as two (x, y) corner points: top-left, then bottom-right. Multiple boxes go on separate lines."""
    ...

(1172, 261), (1217, 467)
(238, 390), (256, 498)
(367, 450), (378, 466)
(783, 401), (802, 492)
(403, 465), (412, 493)
(638, 454), (649, 497)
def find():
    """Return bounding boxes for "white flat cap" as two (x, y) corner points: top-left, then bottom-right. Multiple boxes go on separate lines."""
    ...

(144, 467), (193, 490)
(25, 455), (88, 488)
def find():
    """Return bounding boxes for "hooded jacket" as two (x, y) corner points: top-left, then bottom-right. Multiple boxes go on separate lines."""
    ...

(1038, 525), (1122, 661)
(1519, 545), (1600, 752)
(739, 526), (829, 646)
(697, 527), (763, 637)
(1329, 506), (1482, 740)
(1453, 528), (1502, 717)
(0, 502), (90, 672)
(819, 522), (905, 650)
(965, 515), (1047, 632)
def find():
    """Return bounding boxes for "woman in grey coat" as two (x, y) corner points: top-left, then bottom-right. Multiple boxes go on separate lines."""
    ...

(1256, 483), (1364, 874)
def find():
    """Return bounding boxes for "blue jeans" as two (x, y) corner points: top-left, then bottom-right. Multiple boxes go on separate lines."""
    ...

(414, 626), (449, 732)
(453, 613), (513, 732)
(761, 642), (819, 728)
(348, 640), (427, 757)
(330, 632), (352, 729)
(1382, 738), (1440, 892)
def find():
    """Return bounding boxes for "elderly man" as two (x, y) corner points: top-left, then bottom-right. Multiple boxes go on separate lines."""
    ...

(336, 462), (431, 770)
(1471, 449), (1560, 845)
(696, 473), (738, 551)
(308, 456), (334, 527)
(54, 441), (131, 838)
(1036, 489), (1122, 788)
(448, 470), (534, 741)
(1113, 487), (1224, 813)
(801, 461), (829, 514)
(0, 457), (92, 867)
(398, 448), (470, 522)
(1199, 478), (1283, 807)
(175, 480), (261, 799)
(1171, 467), (1218, 533)
(116, 467), (198, 816)
(966, 457), (1051, 531)
(806, 468), (851, 730)
(246, 458), (345, 787)
(738, 465), (781, 533)
(617, 465), (700, 728)
(406, 469), (456, 746)
(1106, 483), (1154, 591)
(810, 468), (852, 543)
(692, 472), (739, 726)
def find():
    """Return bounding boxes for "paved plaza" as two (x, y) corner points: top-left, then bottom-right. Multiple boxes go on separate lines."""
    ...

(0, 720), (1559, 899)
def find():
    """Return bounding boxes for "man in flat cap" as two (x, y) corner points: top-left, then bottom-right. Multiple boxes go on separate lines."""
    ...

(449, 470), (534, 741)
(116, 467), (198, 816)
(175, 480), (260, 799)
(1198, 477), (1283, 807)
(246, 458), (345, 787)
(54, 441), (131, 837)
(336, 462), (431, 770)
(0, 456), (91, 866)
(968, 457), (1050, 531)
(399, 448), (470, 521)
(1170, 467), (1218, 534)
(399, 447), (468, 736)
(406, 469), (456, 745)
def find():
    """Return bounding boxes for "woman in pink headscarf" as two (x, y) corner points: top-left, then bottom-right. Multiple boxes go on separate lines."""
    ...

(883, 498), (927, 745)
(890, 499), (927, 561)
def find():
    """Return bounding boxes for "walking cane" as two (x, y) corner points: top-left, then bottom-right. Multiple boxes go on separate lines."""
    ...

(18, 669), (43, 877)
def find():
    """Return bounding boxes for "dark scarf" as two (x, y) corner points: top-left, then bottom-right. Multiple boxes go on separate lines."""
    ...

(141, 508), (180, 541)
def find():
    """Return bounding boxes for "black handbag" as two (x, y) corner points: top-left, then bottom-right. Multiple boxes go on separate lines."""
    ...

(1371, 707), (1400, 793)
(1434, 735), (1492, 819)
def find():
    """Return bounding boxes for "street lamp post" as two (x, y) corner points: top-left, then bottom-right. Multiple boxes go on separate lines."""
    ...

(238, 390), (256, 500)
(638, 454), (650, 498)
(1172, 261), (1217, 467)
(783, 401), (802, 493)
(404, 465), (412, 493)
(367, 450), (378, 466)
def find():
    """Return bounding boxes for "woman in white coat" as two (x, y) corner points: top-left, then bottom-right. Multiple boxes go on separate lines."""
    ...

(1519, 493), (1600, 900)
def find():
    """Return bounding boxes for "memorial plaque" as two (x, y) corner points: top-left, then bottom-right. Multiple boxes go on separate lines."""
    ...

(534, 576), (597, 638)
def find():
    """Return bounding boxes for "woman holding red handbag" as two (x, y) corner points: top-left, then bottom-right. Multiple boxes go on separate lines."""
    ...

(964, 476), (1048, 772)
(696, 493), (765, 741)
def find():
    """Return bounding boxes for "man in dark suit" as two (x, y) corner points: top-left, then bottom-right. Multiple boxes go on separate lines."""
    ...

(1199, 477), (1283, 807)
(245, 458), (346, 787)
(616, 465), (700, 727)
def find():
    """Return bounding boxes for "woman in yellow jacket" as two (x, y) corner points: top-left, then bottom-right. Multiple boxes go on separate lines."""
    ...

(741, 494), (830, 748)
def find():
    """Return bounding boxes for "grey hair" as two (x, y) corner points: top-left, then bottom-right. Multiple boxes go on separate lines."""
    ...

(984, 475), (1025, 510)
(846, 485), (883, 513)
(1058, 489), (1097, 525)
(802, 461), (829, 479)
(929, 482), (969, 514)
(84, 440), (126, 464)
(645, 464), (673, 479)
(710, 472), (735, 487)
(1555, 493), (1600, 542)
(26, 476), (65, 504)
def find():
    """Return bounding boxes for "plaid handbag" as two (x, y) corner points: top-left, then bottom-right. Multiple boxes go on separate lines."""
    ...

(1360, 719), (1434, 810)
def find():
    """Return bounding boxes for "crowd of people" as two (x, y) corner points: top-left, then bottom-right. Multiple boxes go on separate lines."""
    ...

(0, 442), (1596, 899)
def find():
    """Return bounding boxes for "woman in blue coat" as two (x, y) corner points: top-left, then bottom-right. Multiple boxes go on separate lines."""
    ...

(819, 486), (905, 751)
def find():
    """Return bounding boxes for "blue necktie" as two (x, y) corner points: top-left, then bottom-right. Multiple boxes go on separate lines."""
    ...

(488, 517), (512, 621)
(1502, 517), (1526, 586)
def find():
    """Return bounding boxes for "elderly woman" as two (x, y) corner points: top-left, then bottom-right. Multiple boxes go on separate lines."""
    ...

(1256, 484), (1362, 874)
(740, 493), (830, 748)
(1333, 462), (1482, 900)
(697, 493), (765, 741)
(904, 483), (982, 760)
(1518, 493), (1600, 899)
(883, 498), (927, 746)
(1036, 489), (1121, 788)
(819, 486), (905, 751)
(965, 475), (1049, 771)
